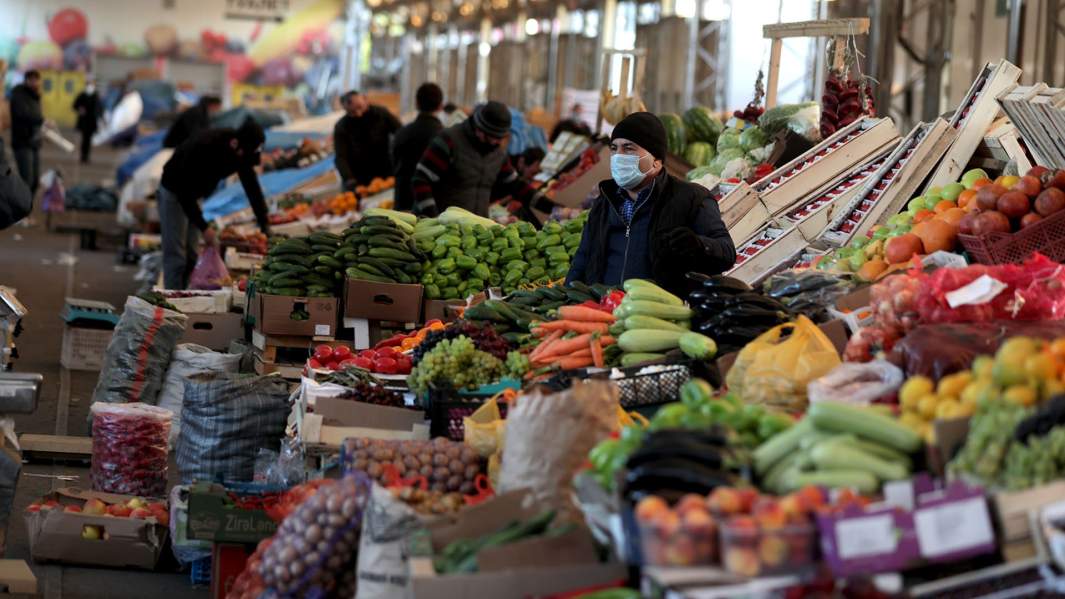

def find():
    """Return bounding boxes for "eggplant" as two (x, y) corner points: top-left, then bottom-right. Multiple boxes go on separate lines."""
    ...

(640, 428), (730, 449)
(718, 306), (791, 327)
(624, 460), (734, 498)
(702, 276), (752, 295)
(627, 447), (725, 472)
(685, 272), (713, 284)
(1015, 395), (1065, 442)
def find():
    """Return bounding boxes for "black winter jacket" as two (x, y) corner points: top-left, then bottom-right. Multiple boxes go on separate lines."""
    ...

(391, 113), (442, 211)
(9, 84), (43, 149)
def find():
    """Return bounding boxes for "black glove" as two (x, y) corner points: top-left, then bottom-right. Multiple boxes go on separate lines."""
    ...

(664, 227), (704, 258)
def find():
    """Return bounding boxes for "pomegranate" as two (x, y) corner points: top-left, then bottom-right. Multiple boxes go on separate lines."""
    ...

(972, 210), (1012, 236)
(976, 184), (1007, 211)
(1035, 187), (1065, 216)
(957, 211), (981, 235)
(1013, 175), (1043, 198)
(1020, 213), (1043, 228)
(996, 191), (1031, 219)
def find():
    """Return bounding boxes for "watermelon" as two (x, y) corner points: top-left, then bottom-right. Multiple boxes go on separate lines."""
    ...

(683, 142), (715, 167)
(658, 113), (687, 155)
(683, 106), (723, 144)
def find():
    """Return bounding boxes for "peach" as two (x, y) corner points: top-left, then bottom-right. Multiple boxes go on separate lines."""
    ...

(674, 494), (708, 516)
(707, 487), (743, 515)
(737, 489), (759, 512)
(83, 498), (107, 516)
(663, 536), (697, 566)
(63, 505), (82, 513)
(129, 508), (152, 519)
(680, 507), (717, 538)
(795, 485), (826, 511)
(727, 515), (758, 532)
(778, 495), (805, 522)
(107, 503), (132, 518)
(635, 496), (670, 523)
(759, 534), (789, 567)
(724, 546), (760, 577)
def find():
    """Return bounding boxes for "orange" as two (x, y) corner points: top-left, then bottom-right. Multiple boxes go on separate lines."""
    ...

(934, 199), (957, 213)
(913, 209), (936, 223)
(970, 178), (993, 190)
(958, 189), (977, 209)
(1049, 338), (1065, 360)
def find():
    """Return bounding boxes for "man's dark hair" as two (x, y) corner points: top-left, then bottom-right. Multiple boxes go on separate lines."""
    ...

(24, 70), (40, 81)
(340, 90), (360, 106)
(443, 103), (457, 113)
(521, 146), (546, 165)
(415, 83), (443, 113)
(200, 95), (222, 108)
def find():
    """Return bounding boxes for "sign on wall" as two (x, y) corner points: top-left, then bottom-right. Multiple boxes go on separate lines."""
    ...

(225, 0), (291, 22)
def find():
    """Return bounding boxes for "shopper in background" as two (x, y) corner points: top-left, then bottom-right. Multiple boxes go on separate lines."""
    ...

(514, 146), (546, 180)
(391, 83), (443, 211)
(566, 112), (735, 296)
(158, 118), (271, 289)
(163, 95), (222, 149)
(412, 100), (556, 219)
(0, 145), (32, 230)
(9, 70), (44, 197)
(333, 90), (401, 192)
(550, 103), (592, 143)
(73, 78), (103, 164)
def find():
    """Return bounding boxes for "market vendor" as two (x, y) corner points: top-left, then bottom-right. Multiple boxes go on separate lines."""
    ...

(411, 100), (556, 219)
(158, 118), (271, 289)
(163, 95), (222, 149)
(334, 91), (401, 192)
(565, 112), (735, 295)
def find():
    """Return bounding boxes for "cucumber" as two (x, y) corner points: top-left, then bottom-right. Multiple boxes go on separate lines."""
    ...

(624, 315), (687, 332)
(269, 276), (303, 288)
(810, 438), (909, 481)
(836, 436), (913, 471)
(313, 265), (335, 275)
(617, 329), (685, 353)
(311, 244), (338, 253)
(316, 255), (343, 269)
(368, 247), (416, 261)
(622, 279), (683, 305)
(616, 300), (692, 320)
(753, 419), (811, 475)
(346, 268), (395, 284)
(620, 352), (666, 367)
(783, 470), (879, 495)
(272, 287), (305, 297)
(808, 401), (922, 453)
(678, 332), (717, 359)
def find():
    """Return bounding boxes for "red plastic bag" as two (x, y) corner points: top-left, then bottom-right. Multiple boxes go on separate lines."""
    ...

(90, 402), (171, 497)
(188, 245), (229, 290)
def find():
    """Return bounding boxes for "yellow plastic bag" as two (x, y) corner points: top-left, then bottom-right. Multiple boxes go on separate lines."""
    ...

(463, 398), (506, 458)
(725, 315), (841, 412)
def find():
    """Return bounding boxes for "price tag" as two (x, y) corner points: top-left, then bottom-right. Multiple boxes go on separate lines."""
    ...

(314, 324), (331, 336)
(836, 514), (897, 559)
(914, 497), (993, 559)
(883, 480), (915, 511)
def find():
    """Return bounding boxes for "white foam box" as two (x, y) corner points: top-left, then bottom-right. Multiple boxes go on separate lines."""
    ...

(925, 59), (1021, 189)
(819, 118), (957, 247)
(726, 225), (806, 285)
(716, 182), (771, 246)
(752, 117), (900, 216)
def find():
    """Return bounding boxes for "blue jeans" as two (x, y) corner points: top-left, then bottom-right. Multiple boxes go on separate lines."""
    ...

(158, 186), (200, 289)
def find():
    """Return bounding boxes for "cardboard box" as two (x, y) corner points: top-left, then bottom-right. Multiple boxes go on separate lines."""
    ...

(298, 394), (429, 447)
(186, 483), (278, 544)
(409, 490), (626, 599)
(155, 289), (232, 314)
(25, 487), (168, 569)
(423, 299), (465, 323)
(257, 293), (338, 338)
(60, 325), (113, 371)
(344, 279), (423, 323)
(992, 481), (1065, 561)
(0, 560), (36, 595)
(181, 312), (244, 351)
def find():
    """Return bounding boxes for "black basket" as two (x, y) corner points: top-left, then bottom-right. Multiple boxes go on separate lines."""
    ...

(540, 360), (701, 409)
(423, 388), (509, 441)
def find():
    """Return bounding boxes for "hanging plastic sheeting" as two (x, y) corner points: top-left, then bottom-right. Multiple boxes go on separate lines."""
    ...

(200, 157), (336, 221)
(117, 148), (173, 226)
(116, 130), (166, 186)
(93, 91), (143, 147)
(505, 107), (548, 156)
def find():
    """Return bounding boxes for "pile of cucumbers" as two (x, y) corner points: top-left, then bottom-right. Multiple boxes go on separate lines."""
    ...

(505, 281), (613, 317)
(255, 232), (343, 297)
(610, 279), (717, 367)
(341, 210), (425, 284)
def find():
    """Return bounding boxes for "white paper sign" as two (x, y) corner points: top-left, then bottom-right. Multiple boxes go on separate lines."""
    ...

(883, 480), (916, 512)
(914, 497), (994, 558)
(945, 275), (1007, 308)
(836, 514), (898, 559)
(314, 324), (331, 336)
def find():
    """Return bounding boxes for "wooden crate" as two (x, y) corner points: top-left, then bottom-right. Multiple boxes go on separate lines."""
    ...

(925, 59), (1021, 189)
(819, 119), (956, 247)
(726, 225), (806, 284)
(250, 330), (347, 364)
(752, 117), (899, 216)
(981, 118), (1034, 173)
(999, 84), (1065, 167)
(715, 182), (771, 246)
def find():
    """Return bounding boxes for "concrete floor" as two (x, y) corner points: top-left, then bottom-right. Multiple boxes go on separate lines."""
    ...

(2, 140), (207, 598)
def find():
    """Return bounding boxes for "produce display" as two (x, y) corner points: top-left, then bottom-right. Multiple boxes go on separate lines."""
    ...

(309, 344), (413, 375)
(90, 403), (171, 497)
(819, 72), (875, 138)
(608, 279), (718, 367)
(407, 336), (503, 395)
(528, 304), (618, 370)
(254, 232), (343, 297)
(544, 147), (602, 196)
(688, 275), (792, 355)
(26, 495), (169, 531)
(433, 510), (564, 574)
(341, 437), (485, 494)
(325, 191), (358, 216)
(411, 320), (513, 363)
(353, 176), (395, 198)
(342, 210), (423, 285)
(219, 228), (268, 254)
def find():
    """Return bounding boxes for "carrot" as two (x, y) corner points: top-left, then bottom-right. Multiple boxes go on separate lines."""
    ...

(530, 330), (563, 362)
(537, 332), (593, 357)
(538, 320), (609, 334)
(558, 355), (594, 370)
(599, 335), (616, 346)
(590, 337), (604, 368)
(558, 305), (616, 324)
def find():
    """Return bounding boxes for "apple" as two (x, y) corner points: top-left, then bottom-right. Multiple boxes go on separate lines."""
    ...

(1013, 175), (1042, 198)
(635, 496), (670, 523)
(153, 511), (170, 526)
(925, 186), (944, 200)
(64, 505), (82, 513)
(107, 503), (132, 518)
(25, 503), (41, 513)
(906, 197), (928, 214)
(707, 487), (744, 515)
(1027, 165), (1050, 179)
(83, 498), (107, 516)
(42, 500), (58, 510)
(962, 168), (990, 189)
(129, 508), (152, 520)
(674, 494), (709, 516)
(680, 508), (717, 538)
(940, 182), (966, 201)
(81, 525), (102, 540)
(126, 497), (147, 510)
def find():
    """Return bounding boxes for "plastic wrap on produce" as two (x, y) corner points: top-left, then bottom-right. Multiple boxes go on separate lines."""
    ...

(91, 296), (187, 406)
(888, 320), (1065, 380)
(808, 361), (904, 405)
(176, 373), (290, 484)
(90, 402), (172, 497)
(763, 270), (854, 322)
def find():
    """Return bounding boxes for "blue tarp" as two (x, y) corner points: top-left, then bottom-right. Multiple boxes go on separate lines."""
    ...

(201, 157), (336, 222)
(115, 130), (166, 186)
(506, 107), (547, 156)
(264, 130), (329, 151)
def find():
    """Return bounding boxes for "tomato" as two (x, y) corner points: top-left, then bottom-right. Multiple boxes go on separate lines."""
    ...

(373, 357), (398, 374)
(338, 359), (358, 369)
(394, 355), (412, 374)
(352, 356), (373, 370)
(327, 362), (342, 371)
(333, 345), (352, 360)
(375, 346), (397, 358)
(313, 345), (334, 362)
(307, 358), (323, 370)
(358, 349), (377, 360)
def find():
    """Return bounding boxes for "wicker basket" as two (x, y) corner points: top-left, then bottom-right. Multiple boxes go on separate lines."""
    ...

(958, 208), (1065, 264)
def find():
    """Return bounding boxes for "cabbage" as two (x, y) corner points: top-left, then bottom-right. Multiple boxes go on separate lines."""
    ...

(739, 126), (769, 152)
(721, 157), (753, 180)
(747, 144), (775, 163)
(707, 148), (745, 176)
(716, 129), (741, 153)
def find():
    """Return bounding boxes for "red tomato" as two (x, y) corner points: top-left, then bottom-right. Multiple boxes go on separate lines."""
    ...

(307, 358), (323, 370)
(327, 362), (342, 371)
(338, 359), (359, 369)
(373, 357), (398, 374)
(333, 345), (352, 360)
(314, 345), (334, 362)
(394, 355), (412, 374)
(358, 349), (377, 360)
(375, 346), (398, 358)
(352, 357), (373, 370)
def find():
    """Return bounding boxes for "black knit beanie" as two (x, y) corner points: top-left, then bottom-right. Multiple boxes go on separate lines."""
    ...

(472, 101), (512, 138)
(611, 112), (668, 161)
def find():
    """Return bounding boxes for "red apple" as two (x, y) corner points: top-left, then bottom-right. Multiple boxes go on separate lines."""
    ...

(107, 503), (132, 518)
(635, 496), (670, 523)
(1013, 175), (1042, 197)
(25, 503), (40, 513)
(1026, 165), (1050, 179)
(1021, 213), (1043, 228)
(707, 488), (744, 515)
(1035, 187), (1065, 216)
(973, 210), (1012, 235)
(1050, 169), (1065, 191)
(674, 494), (709, 516)
(996, 191), (1031, 218)
(680, 507), (717, 538)
(129, 508), (152, 519)
(64, 505), (83, 513)
(83, 498), (107, 516)
(976, 184), (1007, 210)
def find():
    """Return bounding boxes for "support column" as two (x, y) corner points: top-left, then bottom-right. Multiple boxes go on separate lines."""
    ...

(1007, 0), (1024, 65)
(868, 0), (897, 121)
(547, 5), (564, 112)
(683, 12), (698, 109)
(341, 0), (368, 91)
(476, 17), (491, 103)
(923, 0), (948, 121)
(399, 33), (414, 115)
(595, 0), (618, 92)
(427, 23), (440, 86)
(457, 35), (469, 105)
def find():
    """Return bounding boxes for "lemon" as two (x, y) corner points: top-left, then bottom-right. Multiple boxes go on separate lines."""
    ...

(935, 398), (961, 420)
(1003, 385), (1038, 407)
(900, 411), (925, 430)
(972, 356), (994, 381)
(917, 394), (939, 420)
(921, 422), (935, 444)
(938, 372), (972, 398)
(900, 376), (934, 410)
(956, 400), (975, 417)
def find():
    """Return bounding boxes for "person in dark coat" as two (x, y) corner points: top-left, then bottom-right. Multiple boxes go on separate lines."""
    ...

(0, 144), (32, 229)
(158, 118), (270, 289)
(565, 112), (735, 297)
(333, 91), (401, 191)
(391, 83), (444, 211)
(9, 70), (43, 197)
(73, 79), (103, 164)
(163, 95), (222, 149)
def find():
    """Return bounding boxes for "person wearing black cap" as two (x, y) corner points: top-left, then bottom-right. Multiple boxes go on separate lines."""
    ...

(565, 112), (735, 296)
(334, 90), (401, 191)
(411, 100), (555, 218)
(163, 95), (222, 149)
(391, 83), (444, 211)
(158, 118), (271, 289)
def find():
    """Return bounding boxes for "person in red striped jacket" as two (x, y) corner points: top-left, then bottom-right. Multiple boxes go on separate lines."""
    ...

(411, 101), (556, 220)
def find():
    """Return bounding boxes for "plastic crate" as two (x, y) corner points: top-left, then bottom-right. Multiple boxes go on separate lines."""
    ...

(190, 556), (211, 585)
(958, 208), (1065, 264)
(541, 361), (694, 409)
(424, 389), (510, 441)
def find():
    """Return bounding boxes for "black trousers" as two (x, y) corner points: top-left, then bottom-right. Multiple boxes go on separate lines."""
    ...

(79, 130), (94, 163)
(12, 146), (39, 197)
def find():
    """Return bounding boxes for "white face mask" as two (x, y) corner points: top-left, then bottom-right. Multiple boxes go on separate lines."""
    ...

(611, 153), (651, 189)
(85, 84), (95, 94)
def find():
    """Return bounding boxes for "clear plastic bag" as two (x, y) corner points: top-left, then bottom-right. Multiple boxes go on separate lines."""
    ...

(188, 244), (230, 290)
(90, 402), (172, 497)
(808, 361), (904, 406)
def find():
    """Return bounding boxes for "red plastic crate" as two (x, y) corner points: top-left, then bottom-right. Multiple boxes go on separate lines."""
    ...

(958, 208), (1065, 264)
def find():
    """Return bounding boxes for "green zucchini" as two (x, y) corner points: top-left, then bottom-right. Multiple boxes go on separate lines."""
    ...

(810, 438), (909, 481)
(783, 470), (879, 495)
(617, 329), (685, 353)
(620, 352), (666, 367)
(624, 315), (687, 332)
(622, 279), (683, 305)
(753, 419), (811, 475)
(808, 401), (922, 453)
(616, 300), (692, 320)
(678, 332), (717, 359)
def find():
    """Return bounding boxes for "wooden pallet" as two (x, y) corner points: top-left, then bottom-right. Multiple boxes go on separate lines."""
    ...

(19, 434), (91, 463)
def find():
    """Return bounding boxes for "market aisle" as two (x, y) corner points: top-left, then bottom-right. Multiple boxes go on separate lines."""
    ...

(1, 142), (206, 598)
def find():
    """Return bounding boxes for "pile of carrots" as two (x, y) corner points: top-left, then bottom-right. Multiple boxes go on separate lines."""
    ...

(528, 305), (616, 370)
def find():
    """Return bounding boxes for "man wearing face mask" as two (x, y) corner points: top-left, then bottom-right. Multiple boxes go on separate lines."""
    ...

(411, 100), (555, 219)
(73, 79), (102, 164)
(566, 112), (735, 296)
